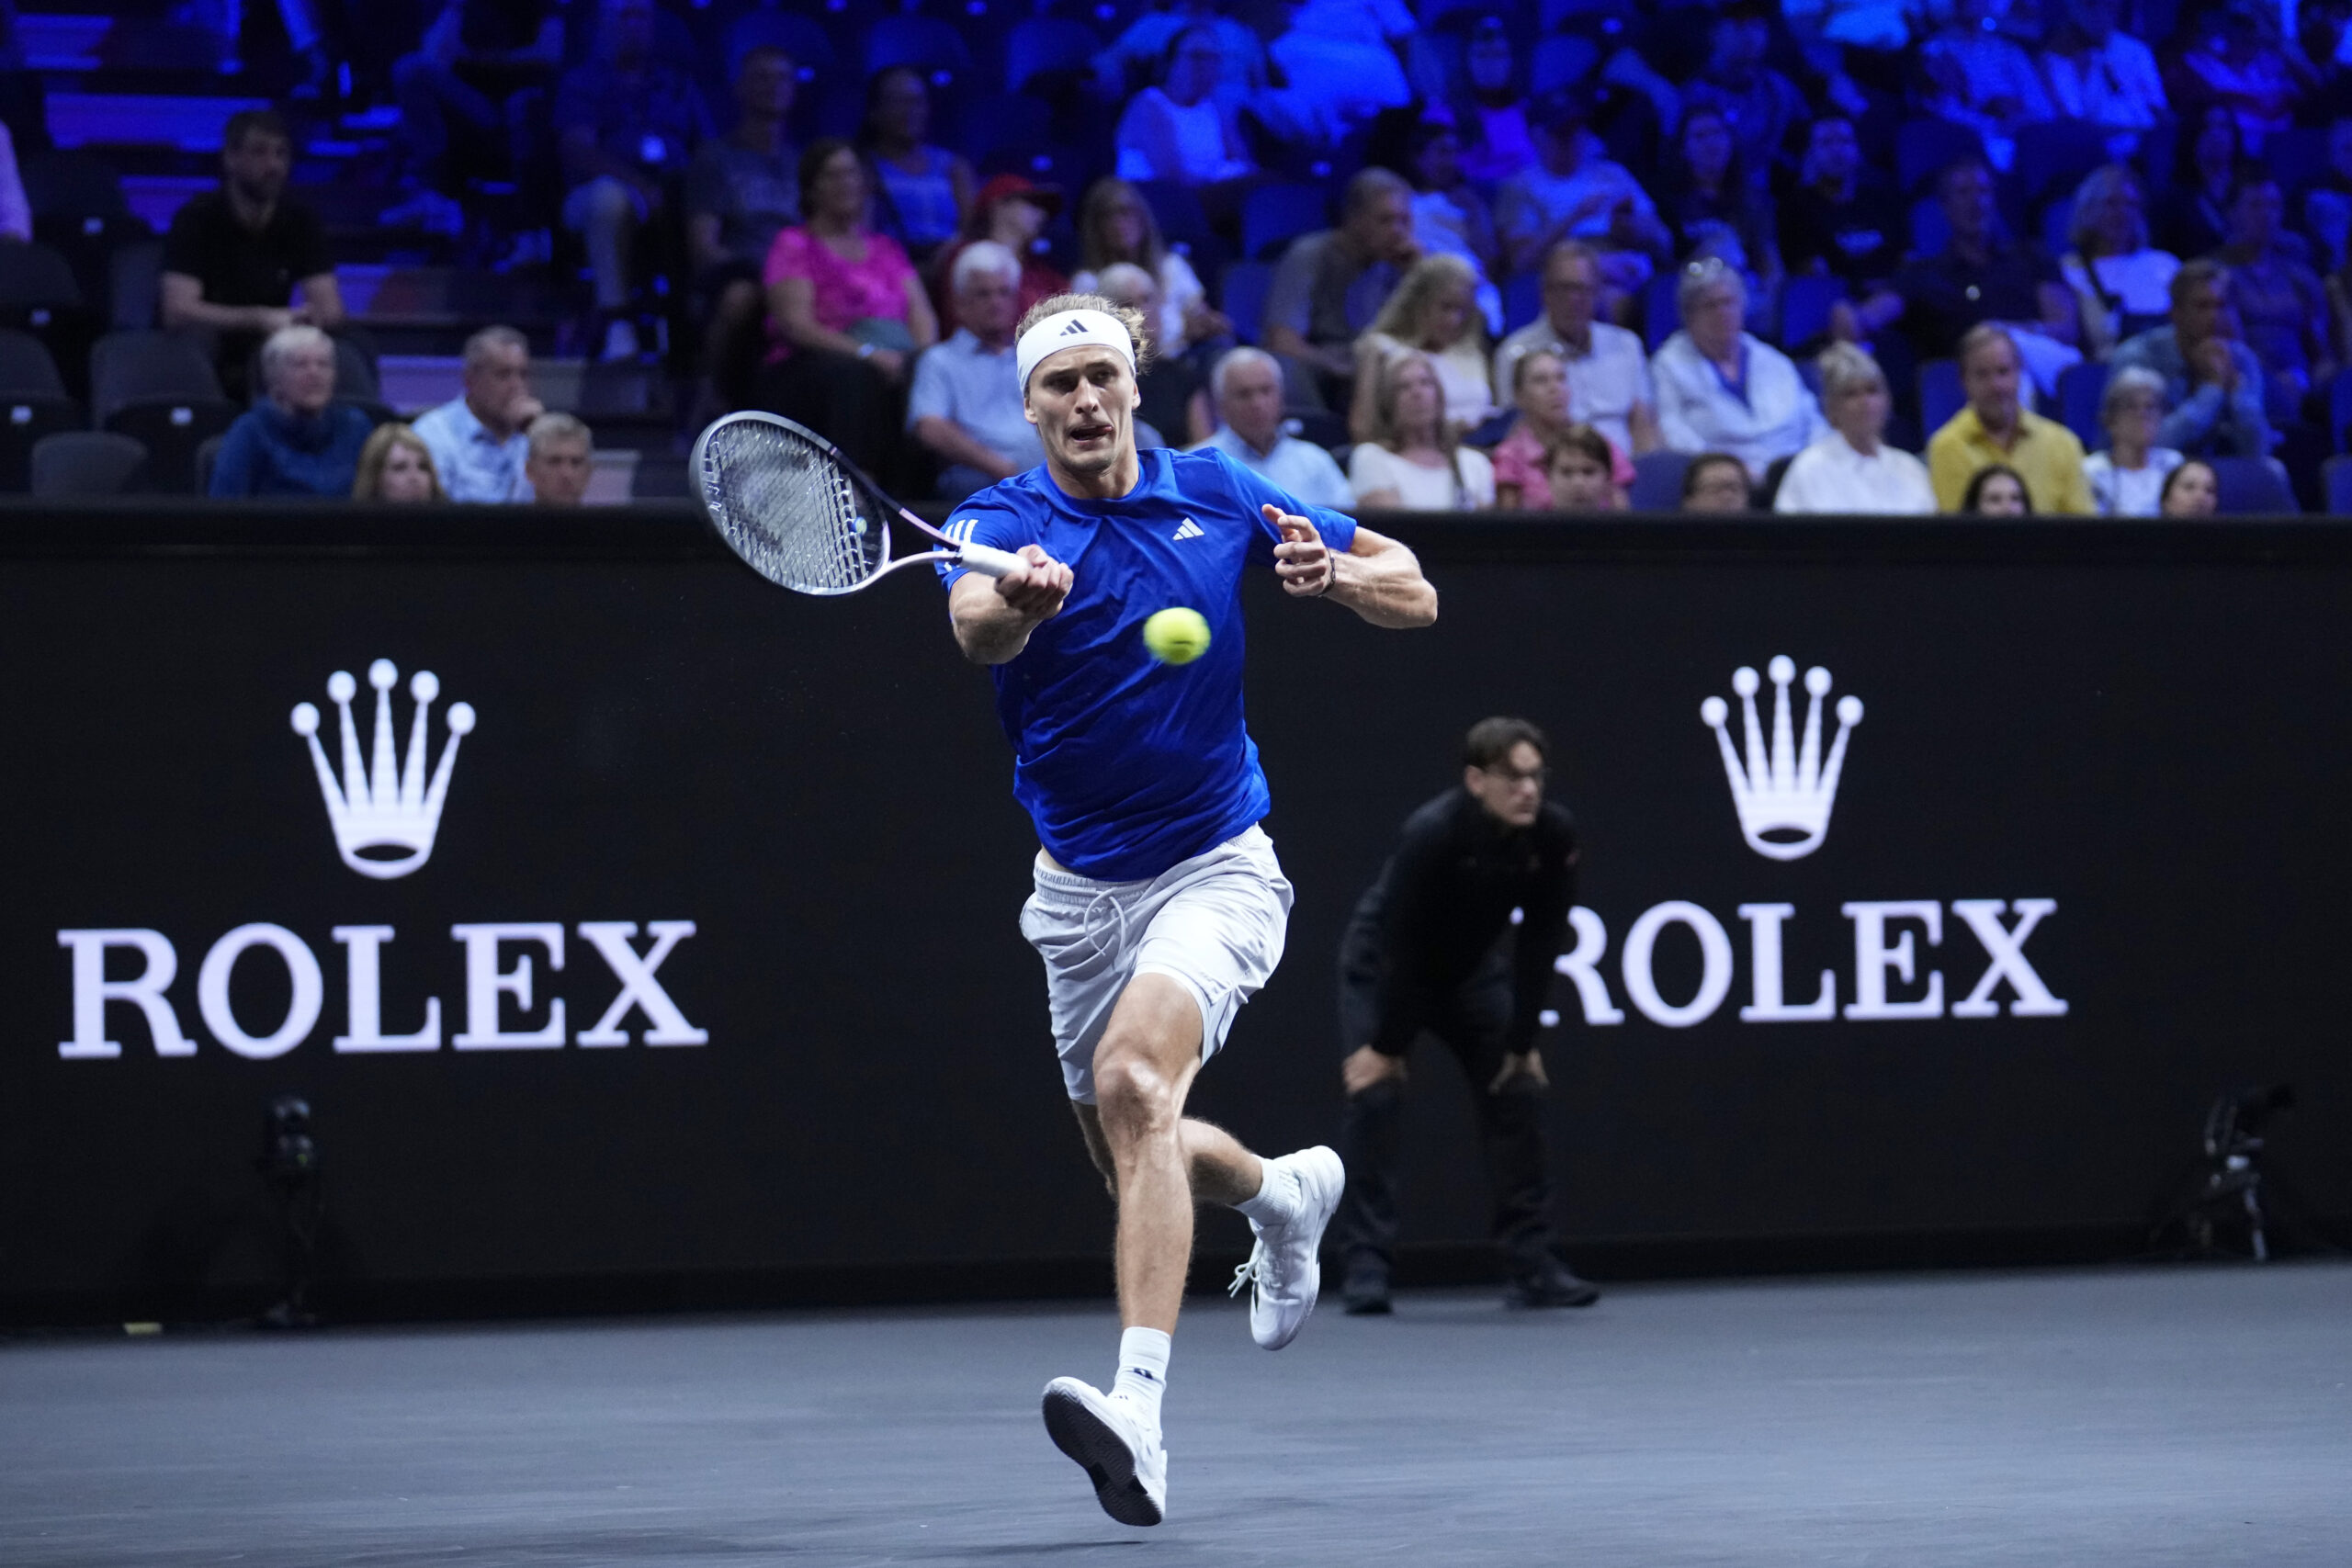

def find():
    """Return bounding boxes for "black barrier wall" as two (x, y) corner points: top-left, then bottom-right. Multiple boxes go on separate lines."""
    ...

(4, 507), (2349, 1322)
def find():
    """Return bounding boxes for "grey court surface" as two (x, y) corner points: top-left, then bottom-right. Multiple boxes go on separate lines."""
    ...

(4, 1264), (2348, 1567)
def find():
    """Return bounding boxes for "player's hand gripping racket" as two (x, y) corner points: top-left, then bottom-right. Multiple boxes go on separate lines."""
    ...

(691, 411), (1023, 594)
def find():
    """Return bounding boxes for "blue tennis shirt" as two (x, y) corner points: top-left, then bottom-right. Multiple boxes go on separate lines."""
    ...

(938, 446), (1358, 882)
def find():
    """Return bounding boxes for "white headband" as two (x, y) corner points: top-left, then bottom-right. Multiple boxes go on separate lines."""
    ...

(1016, 309), (1136, 394)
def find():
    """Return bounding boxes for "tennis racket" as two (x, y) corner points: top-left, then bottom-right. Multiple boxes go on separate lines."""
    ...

(691, 411), (1023, 595)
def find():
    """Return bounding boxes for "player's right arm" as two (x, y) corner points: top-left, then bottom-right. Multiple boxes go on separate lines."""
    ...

(949, 545), (1073, 665)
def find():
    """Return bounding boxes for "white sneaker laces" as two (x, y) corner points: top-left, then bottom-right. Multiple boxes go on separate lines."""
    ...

(1228, 1238), (1277, 1299)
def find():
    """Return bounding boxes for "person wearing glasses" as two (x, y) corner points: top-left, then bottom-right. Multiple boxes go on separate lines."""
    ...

(1332, 716), (1599, 1315)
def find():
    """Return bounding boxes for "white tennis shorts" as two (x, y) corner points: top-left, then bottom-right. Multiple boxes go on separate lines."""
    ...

(1018, 826), (1294, 1103)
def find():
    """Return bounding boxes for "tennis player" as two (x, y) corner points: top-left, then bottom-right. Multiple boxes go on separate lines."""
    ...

(938, 293), (1437, 1527)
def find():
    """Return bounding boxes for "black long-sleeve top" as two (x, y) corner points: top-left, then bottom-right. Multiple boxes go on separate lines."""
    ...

(1347, 786), (1579, 1056)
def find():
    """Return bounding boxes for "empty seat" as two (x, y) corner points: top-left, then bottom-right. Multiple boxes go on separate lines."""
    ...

(956, 93), (1054, 168)
(1896, 118), (1987, 197)
(1219, 261), (1273, 344)
(0, 328), (81, 491)
(2324, 453), (2352, 515)
(1779, 274), (1845, 350)
(1241, 184), (1328, 260)
(90, 330), (238, 494)
(1502, 269), (1543, 332)
(1917, 358), (1963, 436)
(1643, 271), (1679, 351)
(2011, 119), (2113, 208)
(108, 238), (164, 332)
(864, 14), (970, 82)
(2211, 456), (2300, 515)
(1004, 16), (1099, 94)
(31, 431), (147, 497)
(1629, 449), (1691, 511)
(195, 432), (228, 496)
(1528, 34), (1599, 94)
(2056, 361), (2109, 447)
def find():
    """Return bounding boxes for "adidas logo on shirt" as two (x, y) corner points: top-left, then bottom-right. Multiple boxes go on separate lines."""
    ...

(1171, 518), (1205, 542)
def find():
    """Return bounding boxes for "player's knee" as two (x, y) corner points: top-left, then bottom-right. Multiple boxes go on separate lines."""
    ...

(1093, 1054), (1177, 1140)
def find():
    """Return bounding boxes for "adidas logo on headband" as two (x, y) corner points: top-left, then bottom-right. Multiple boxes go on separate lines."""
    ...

(1017, 307), (1138, 391)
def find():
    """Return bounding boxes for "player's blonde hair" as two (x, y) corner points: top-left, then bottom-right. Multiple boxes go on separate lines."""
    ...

(1017, 292), (1157, 378)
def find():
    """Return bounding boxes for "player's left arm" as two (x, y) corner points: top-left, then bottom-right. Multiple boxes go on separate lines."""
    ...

(1261, 504), (1437, 627)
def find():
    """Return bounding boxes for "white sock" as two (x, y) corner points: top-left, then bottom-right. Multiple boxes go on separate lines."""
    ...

(1111, 1325), (1171, 1430)
(1232, 1156), (1300, 1227)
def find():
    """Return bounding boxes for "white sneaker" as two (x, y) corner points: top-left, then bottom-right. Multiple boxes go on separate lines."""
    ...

(1041, 1376), (1166, 1527)
(1228, 1145), (1345, 1350)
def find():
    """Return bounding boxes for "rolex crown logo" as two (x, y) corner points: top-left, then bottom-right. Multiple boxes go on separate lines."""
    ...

(290, 659), (475, 880)
(1700, 655), (1861, 862)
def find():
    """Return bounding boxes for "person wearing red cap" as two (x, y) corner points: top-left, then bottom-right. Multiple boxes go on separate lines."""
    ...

(931, 175), (1073, 334)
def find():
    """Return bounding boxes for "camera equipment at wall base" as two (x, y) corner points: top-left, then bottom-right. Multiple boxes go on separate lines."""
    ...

(256, 1095), (322, 1329)
(2148, 1085), (2309, 1261)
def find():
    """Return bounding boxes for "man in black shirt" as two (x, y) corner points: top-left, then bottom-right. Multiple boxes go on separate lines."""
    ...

(161, 109), (343, 400)
(1891, 156), (2075, 366)
(1334, 716), (1599, 1314)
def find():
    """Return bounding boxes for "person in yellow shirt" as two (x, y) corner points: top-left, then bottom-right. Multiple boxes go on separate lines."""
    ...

(1927, 324), (2097, 513)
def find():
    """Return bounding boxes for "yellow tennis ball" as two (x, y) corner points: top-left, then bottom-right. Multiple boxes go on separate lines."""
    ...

(1142, 606), (1212, 665)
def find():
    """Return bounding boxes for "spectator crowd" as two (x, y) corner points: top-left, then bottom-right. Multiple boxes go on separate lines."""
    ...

(23, 0), (2352, 514)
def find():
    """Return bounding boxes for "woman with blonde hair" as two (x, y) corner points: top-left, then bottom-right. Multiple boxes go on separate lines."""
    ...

(352, 423), (447, 502)
(1347, 350), (1495, 510)
(2059, 164), (2179, 360)
(1350, 253), (1493, 443)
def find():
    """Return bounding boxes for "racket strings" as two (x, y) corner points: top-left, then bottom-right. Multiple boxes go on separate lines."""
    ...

(702, 422), (886, 592)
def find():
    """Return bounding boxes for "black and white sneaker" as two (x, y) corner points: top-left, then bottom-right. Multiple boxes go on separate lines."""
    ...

(1041, 1377), (1166, 1527)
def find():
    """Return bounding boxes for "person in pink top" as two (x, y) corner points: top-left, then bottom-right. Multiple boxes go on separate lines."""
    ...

(1488, 348), (1632, 509)
(759, 137), (939, 474)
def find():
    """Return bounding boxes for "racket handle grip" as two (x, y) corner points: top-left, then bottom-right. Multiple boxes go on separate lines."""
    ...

(956, 543), (1023, 579)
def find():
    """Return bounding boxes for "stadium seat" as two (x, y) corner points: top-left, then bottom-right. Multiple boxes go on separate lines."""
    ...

(2328, 368), (2352, 452)
(1779, 274), (1843, 349)
(1241, 184), (1327, 261)
(1917, 359), (1963, 436)
(1529, 34), (1600, 94)
(956, 94), (1053, 168)
(0, 240), (86, 331)
(194, 433), (226, 495)
(2012, 119), (2113, 209)
(722, 9), (838, 76)
(2041, 197), (2075, 256)
(1133, 179), (1221, 272)
(1003, 16), (1099, 94)
(108, 238), (163, 332)
(0, 329), (81, 491)
(864, 13), (970, 84)
(1629, 449), (1690, 511)
(2324, 454), (2352, 515)
(1503, 270), (1542, 333)
(2264, 128), (2328, 198)
(30, 431), (146, 497)
(2211, 457), (2299, 515)
(1896, 118), (1986, 197)
(1643, 271), (1679, 351)
(89, 331), (238, 494)
(2056, 361), (2109, 447)
(1910, 195), (1951, 259)
(1220, 261), (1273, 344)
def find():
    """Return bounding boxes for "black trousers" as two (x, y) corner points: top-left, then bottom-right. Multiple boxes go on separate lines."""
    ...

(1334, 929), (1559, 1282)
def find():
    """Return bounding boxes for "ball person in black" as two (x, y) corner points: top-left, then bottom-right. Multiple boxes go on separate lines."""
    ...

(1333, 716), (1599, 1314)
